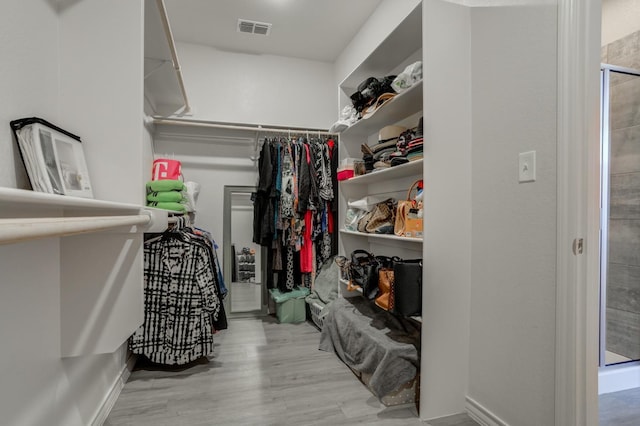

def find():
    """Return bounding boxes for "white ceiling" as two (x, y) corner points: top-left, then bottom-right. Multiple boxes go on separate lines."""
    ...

(162, 0), (384, 63)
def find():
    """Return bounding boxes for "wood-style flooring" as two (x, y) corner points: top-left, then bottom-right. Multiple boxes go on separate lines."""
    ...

(105, 317), (478, 426)
(600, 386), (640, 426)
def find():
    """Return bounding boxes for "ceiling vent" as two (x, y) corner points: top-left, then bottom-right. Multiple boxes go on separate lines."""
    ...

(237, 19), (272, 36)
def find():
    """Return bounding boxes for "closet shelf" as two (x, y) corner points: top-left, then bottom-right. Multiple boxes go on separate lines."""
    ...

(0, 187), (144, 213)
(340, 159), (423, 186)
(340, 80), (423, 139)
(339, 228), (423, 243)
(339, 3), (422, 90)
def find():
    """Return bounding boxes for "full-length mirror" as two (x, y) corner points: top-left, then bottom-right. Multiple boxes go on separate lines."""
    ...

(223, 186), (266, 316)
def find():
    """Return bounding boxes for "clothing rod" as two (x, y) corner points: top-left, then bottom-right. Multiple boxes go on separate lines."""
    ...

(0, 214), (151, 245)
(151, 117), (337, 136)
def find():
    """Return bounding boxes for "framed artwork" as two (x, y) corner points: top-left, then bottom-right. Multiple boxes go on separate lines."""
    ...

(10, 117), (93, 198)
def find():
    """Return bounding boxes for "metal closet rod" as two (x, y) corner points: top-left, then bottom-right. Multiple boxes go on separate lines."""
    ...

(151, 116), (337, 136)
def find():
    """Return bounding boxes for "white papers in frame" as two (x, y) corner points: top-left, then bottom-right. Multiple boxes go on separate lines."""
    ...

(11, 118), (94, 198)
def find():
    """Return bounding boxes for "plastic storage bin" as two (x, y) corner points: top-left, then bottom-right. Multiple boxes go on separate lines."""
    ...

(269, 287), (310, 323)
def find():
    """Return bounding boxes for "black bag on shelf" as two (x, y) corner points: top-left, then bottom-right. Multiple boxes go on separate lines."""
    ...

(349, 249), (381, 300)
(392, 259), (422, 316)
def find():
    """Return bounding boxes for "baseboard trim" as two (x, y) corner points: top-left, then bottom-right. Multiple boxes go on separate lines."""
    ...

(91, 354), (137, 426)
(466, 396), (508, 426)
(599, 363), (640, 395)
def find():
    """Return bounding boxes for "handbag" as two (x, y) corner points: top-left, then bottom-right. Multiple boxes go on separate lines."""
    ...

(357, 198), (396, 234)
(375, 268), (395, 311)
(392, 259), (422, 316)
(349, 249), (381, 300)
(394, 180), (423, 238)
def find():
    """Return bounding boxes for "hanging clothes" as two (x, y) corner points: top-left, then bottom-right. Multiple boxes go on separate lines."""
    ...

(129, 226), (227, 365)
(253, 134), (338, 292)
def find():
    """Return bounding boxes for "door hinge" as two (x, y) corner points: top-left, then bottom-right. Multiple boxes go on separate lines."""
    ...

(572, 238), (584, 255)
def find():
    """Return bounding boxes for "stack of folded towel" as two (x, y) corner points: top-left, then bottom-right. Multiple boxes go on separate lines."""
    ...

(146, 180), (188, 213)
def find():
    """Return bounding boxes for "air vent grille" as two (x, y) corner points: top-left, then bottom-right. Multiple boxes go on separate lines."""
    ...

(237, 19), (272, 36)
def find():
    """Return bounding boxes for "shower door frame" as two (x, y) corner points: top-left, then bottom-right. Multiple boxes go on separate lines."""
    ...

(599, 63), (640, 367)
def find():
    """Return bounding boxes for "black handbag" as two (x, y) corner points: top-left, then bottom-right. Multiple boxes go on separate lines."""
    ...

(392, 259), (422, 316)
(349, 249), (381, 300)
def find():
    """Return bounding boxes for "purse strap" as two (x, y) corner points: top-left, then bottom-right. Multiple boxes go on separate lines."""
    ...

(351, 249), (376, 264)
(405, 179), (422, 201)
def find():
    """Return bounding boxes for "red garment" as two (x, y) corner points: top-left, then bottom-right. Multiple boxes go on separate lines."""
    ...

(327, 203), (334, 234)
(300, 210), (314, 273)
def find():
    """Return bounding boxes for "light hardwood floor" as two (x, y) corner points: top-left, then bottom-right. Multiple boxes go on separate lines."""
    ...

(600, 386), (640, 426)
(106, 317), (478, 426)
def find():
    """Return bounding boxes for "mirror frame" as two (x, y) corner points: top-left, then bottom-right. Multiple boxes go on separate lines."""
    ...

(223, 185), (268, 318)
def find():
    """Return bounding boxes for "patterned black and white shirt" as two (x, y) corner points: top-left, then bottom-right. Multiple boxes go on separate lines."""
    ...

(130, 231), (221, 365)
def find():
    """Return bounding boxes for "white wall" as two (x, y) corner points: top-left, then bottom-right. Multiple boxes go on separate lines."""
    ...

(153, 124), (259, 273)
(421, 0), (472, 419)
(602, 0), (640, 46)
(467, 4), (558, 426)
(0, 0), (59, 189)
(59, 0), (146, 205)
(176, 42), (336, 130)
(0, 1), (147, 425)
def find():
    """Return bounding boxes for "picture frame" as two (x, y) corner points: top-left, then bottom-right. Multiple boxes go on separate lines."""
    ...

(10, 117), (94, 198)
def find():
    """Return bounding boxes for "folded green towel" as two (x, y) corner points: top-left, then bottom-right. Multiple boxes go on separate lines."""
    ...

(147, 191), (186, 203)
(146, 180), (185, 193)
(146, 201), (187, 213)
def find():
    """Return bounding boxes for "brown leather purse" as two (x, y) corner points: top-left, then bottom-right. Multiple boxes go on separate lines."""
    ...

(375, 268), (395, 311)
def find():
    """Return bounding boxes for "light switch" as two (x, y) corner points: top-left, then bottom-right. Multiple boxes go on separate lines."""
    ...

(519, 151), (536, 183)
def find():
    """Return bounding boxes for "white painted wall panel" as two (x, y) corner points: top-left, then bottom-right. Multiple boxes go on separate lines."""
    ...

(0, 0), (58, 189)
(59, 0), (145, 205)
(602, 0), (640, 46)
(154, 126), (259, 272)
(176, 42), (336, 130)
(0, 1), (146, 425)
(468, 4), (558, 425)
(421, 0), (472, 419)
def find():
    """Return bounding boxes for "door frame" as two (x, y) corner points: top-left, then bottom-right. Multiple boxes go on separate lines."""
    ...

(556, 0), (602, 424)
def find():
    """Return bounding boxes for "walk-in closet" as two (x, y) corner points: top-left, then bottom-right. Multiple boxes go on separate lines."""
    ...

(0, 0), (602, 425)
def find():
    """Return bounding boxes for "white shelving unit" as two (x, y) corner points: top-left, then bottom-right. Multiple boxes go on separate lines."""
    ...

(339, 228), (423, 244)
(339, 159), (423, 186)
(340, 81), (423, 139)
(335, 0), (425, 414)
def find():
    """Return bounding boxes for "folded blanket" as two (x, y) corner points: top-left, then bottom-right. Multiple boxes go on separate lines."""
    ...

(146, 201), (187, 213)
(146, 191), (186, 203)
(319, 297), (420, 398)
(305, 257), (339, 306)
(146, 180), (185, 193)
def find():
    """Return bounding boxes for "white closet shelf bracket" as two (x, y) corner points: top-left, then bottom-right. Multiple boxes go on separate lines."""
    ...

(0, 213), (152, 245)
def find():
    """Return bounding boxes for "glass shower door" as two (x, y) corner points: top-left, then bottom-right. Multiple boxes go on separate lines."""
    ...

(601, 64), (640, 366)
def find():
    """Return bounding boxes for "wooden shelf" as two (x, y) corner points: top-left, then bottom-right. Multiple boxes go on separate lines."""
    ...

(340, 81), (423, 139)
(340, 228), (423, 243)
(340, 159), (423, 186)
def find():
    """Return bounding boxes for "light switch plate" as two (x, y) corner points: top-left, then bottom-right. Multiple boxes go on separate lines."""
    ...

(519, 151), (536, 183)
